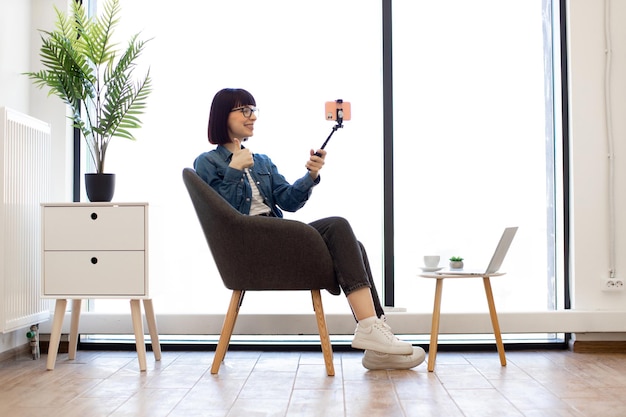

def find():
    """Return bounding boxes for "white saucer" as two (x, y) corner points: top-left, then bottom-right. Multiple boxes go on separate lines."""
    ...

(420, 266), (443, 272)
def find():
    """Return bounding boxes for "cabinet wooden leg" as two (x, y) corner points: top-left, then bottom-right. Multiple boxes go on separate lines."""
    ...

(142, 299), (161, 361)
(130, 299), (147, 371)
(46, 299), (67, 371)
(427, 279), (444, 372)
(68, 299), (82, 360)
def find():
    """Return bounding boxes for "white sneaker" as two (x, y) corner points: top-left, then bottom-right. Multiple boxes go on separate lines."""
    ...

(362, 347), (426, 370)
(351, 318), (413, 355)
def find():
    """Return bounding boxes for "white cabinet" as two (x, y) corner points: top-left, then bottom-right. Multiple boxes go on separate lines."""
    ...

(42, 203), (148, 298)
(41, 202), (160, 371)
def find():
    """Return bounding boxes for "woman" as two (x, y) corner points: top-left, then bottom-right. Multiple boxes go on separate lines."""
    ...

(194, 88), (424, 370)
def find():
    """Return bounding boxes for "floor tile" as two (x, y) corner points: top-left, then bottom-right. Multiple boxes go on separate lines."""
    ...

(1, 348), (626, 416)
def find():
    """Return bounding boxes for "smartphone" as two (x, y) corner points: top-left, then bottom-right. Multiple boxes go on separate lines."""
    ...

(325, 100), (351, 122)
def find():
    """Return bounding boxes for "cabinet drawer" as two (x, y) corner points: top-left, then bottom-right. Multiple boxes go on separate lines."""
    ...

(44, 206), (145, 250)
(43, 251), (146, 296)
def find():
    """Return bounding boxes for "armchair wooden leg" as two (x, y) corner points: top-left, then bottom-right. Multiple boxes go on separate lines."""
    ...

(311, 290), (335, 376)
(211, 290), (244, 374)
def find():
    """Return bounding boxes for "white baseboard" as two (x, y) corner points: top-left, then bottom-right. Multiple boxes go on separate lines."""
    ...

(36, 310), (626, 337)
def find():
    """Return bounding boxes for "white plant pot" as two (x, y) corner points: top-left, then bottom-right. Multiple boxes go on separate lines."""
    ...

(450, 261), (464, 269)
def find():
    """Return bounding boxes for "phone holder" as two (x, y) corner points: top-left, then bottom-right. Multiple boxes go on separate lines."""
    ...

(315, 100), (345, 156)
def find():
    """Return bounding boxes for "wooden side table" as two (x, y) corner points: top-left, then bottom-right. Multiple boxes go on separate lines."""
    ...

(419, 272), (506, 372)
(41, 202), (161, 371)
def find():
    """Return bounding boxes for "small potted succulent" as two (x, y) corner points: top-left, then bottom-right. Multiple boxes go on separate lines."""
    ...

(449, 256), (464, 269)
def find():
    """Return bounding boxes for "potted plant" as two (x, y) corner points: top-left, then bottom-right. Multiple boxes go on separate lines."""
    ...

(25, 0), (152, 202)
(449, 256), (464, 269)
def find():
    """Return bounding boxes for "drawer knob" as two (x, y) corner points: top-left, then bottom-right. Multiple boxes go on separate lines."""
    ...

(91, 257), (98, 264)
(91, 212), (98, 220)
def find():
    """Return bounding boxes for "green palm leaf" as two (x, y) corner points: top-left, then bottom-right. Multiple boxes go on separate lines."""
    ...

(24, 0), (151, 173)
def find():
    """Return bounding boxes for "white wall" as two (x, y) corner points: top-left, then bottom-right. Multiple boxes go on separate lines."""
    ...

(0, 0), (71, 356)
(0, 0), (72, 202)
(568, 0), (626, 309)
(0, 0), (30, 112)
(566, 0), (626, 342)
(2, 0), (626, 355)
(0, 0), (30, 356)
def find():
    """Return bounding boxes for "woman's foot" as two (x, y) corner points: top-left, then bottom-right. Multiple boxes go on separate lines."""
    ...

(351, 318), (413, 355)
(362, 347), (426, 370)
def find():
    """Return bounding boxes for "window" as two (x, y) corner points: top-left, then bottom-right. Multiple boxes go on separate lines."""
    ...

(392, 0), (563, 314)
(89, 1), (563, 331)
(92, 0), (383, 315)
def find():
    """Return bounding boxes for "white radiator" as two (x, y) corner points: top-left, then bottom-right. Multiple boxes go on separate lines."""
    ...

(0, 107), (52, 333)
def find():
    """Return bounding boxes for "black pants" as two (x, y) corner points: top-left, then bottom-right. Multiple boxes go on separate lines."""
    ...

(308, 216), (385, 319)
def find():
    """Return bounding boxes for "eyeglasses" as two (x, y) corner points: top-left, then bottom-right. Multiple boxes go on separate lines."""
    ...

(230, 106), (259, 118)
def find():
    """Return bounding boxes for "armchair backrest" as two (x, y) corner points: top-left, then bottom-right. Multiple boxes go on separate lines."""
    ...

(182, 168), (340, 294)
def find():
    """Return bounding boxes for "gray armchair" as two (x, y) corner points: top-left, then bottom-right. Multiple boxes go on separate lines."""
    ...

(182, 168), (340, 375)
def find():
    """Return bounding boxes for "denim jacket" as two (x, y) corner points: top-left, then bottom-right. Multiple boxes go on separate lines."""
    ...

(193, 145), (320, 218)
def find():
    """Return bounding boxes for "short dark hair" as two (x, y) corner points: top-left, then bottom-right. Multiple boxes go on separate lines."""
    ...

(207, 88), (257, 145)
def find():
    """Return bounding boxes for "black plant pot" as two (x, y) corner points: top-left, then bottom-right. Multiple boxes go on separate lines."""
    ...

(85, 173), (116, 202)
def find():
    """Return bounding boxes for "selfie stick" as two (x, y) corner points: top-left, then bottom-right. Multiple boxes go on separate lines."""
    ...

(315, 99), (344, 156)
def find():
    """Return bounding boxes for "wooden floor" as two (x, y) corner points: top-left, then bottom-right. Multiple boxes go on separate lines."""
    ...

(1, 347), (626, 416)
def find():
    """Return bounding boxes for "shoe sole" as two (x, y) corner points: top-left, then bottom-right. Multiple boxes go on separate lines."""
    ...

(362, 348), (426, 370)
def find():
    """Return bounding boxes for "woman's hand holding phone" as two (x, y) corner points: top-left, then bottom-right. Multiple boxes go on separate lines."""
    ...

(307, 148), (326, 179)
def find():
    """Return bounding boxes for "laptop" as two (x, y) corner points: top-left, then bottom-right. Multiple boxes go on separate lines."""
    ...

(435, 227), (518, 275)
